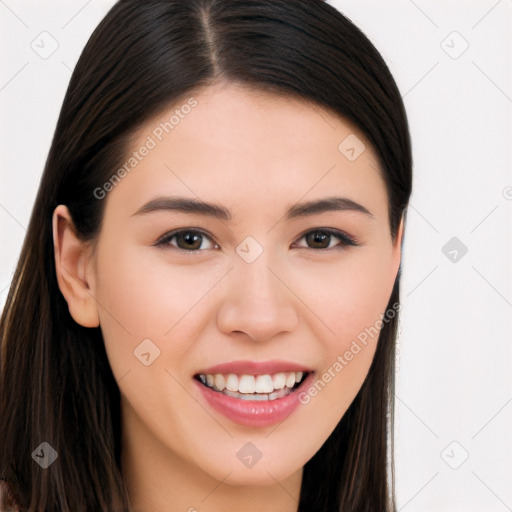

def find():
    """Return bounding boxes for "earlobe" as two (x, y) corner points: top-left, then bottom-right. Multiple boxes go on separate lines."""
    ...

(52, 205), (100, 328)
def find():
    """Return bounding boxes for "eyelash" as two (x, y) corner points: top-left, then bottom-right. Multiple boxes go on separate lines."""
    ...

(153, 228), (358, 252)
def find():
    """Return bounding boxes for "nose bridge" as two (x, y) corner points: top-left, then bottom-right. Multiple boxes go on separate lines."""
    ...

(216, 244), (299, 341)
(236, 254), (280, 305)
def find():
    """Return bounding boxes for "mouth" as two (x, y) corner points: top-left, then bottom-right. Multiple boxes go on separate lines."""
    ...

(194, 371), (311, 401)
(193, 363), (314, 427)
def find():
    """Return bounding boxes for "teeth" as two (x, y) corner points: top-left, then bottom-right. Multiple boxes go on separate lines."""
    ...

(255, 374), (274, 393)
(223, 386), (291, 401)
(213, 374), (226, 391)
(238, 375), (256, 393)
(285, 372), (296, 388)
(272, 373), (286, 390)
(226, 374), (238, 392)
(198, 371), (308, 396)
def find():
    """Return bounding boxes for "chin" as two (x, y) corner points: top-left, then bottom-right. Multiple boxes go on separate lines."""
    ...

(222, 463), (302, 487)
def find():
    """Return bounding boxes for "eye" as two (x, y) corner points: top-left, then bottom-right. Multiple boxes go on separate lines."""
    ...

(154, 227), (357, 252)
(154, 229), (218, 251)
(292, 228), (358, 250)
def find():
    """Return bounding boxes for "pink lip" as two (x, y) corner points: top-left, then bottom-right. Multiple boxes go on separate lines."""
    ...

(196, 359), (313, 376)
(195, 371), (315, 428)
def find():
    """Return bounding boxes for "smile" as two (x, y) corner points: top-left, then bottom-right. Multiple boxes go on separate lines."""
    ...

(193, 362), (315, 427)
(195, 371), (309, 401)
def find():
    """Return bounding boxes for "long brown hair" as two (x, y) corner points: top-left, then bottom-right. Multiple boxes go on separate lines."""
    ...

(0, 1), (412, 510)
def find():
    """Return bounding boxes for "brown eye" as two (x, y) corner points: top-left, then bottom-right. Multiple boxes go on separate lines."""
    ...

(155, 230), (218, 251)
(306, 231), (332, 249)
(175, 232), (203, 250)
(295, 229), (357, 250)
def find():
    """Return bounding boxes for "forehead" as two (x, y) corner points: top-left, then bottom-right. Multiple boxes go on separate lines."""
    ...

(105, 81), (387, 222)
(148, 81), (375, 162)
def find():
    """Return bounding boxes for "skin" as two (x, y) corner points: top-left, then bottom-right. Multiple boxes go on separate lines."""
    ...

(53, 80), (403, 512)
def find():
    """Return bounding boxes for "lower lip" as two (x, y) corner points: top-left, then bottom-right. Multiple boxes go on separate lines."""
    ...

(196, 373), (314, 428)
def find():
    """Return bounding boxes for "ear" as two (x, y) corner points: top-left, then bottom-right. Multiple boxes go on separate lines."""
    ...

(396, 214), (405, 248)
(52, 205), (100, 328)
(390, 213), (405, 277)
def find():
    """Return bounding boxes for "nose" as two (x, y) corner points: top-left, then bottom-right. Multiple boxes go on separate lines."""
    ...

(216, 254), (299, 343)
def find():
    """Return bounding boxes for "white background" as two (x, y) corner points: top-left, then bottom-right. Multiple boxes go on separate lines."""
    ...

(1, 1), (511, 511)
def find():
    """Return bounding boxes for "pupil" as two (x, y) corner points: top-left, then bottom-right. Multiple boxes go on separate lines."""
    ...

(181, 233), (200, 249)
(308, 231), (329, 248)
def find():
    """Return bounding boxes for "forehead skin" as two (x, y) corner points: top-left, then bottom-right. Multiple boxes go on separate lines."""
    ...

(101, 79), (389, 245)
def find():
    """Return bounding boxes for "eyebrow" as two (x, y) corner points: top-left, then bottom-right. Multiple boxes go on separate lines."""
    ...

(132, 195), (373, 221)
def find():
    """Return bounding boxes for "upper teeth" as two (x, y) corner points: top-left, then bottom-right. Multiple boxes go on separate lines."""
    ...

(199, 371), (305, 394)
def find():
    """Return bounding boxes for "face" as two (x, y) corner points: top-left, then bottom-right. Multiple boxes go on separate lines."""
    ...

(80, 81), (402, 486)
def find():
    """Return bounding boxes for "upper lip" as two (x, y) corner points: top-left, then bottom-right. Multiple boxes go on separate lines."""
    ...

(195, 360), (313, 376)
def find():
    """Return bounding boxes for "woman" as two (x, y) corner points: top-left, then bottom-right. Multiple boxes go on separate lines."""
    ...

(0, 0), (412, 510)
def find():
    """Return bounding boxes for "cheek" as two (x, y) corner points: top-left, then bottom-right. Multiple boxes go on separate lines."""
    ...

(91, 243), (230, 388)
(293, 247), (396, 346)
(293, 248), (395, 412)
(94, 246), (219, 338)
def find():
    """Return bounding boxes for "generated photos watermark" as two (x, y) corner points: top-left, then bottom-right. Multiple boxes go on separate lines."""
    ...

(298, 302), (401, 405)
(93, 97), (198, 200)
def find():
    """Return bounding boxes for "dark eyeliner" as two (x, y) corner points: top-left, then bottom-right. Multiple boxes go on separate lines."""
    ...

(294, 228), (359, 249)
(152, 229), (215, 249)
